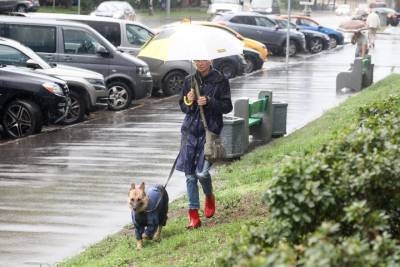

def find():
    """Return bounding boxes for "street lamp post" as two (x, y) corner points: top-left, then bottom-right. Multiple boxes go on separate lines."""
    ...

(285, 0), (291, 70)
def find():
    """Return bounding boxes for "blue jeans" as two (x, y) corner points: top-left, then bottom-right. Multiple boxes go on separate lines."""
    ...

(186, 160), (212, 209)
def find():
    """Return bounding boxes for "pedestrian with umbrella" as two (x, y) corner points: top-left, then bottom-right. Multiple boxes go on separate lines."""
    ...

(138, 25), (242, 229)
(339, 20), (369, 58)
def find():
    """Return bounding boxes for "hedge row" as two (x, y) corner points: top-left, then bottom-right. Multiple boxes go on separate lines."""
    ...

(218, 96), (400, 266)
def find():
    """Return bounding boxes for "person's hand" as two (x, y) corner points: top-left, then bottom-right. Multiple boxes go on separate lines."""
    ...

(197, 96), (208, 106)
(187, 89), (195, 102)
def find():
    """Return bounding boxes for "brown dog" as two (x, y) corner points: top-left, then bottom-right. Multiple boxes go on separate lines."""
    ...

(128, 182), (169, 249)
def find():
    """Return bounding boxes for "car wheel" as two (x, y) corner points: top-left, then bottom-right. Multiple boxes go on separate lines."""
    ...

(16, 5), (27, 12)
(309, 38), (324, 54)
(282, 40), (297, 57)
(162, 70), (186, 96)
(219, 61), (236, 79)
(329, 36), (338, 49)
(107, 81), (133, 111)
(389, 17), (399, 26)
(2, 99), (43, 139)
(244, 55), (256, 73)
(62, 90), (86, 125)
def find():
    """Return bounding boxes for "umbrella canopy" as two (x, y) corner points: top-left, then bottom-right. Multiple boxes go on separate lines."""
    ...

(138, 24), (244, 61)
(338, 20), (368, 32)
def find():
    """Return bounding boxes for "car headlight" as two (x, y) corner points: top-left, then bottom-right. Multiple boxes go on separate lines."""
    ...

(42, 82), (64, 96)
(86, 78), (105, 86)
(136, 66), (151, 76)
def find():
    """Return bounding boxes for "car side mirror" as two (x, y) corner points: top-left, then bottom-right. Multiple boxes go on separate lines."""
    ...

(26, 59), (41, 69)
(275, 25), (280, 31)
(96, 45), (109, 56)
(318, 25), (322, 29)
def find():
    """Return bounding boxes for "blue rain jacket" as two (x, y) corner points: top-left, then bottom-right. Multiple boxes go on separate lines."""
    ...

(131, 185), (169, 240)
(176, 69), (232, 175)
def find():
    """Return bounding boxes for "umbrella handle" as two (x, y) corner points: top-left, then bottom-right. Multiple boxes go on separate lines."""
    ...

(192, 77), (208, 130)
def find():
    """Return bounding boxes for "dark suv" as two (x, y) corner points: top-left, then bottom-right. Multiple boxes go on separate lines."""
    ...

(0, 65), (69, 138)
(212, 12), (306, 56)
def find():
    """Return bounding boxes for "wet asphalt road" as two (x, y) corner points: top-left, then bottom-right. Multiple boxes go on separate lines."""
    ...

(1, 29), (400, 266)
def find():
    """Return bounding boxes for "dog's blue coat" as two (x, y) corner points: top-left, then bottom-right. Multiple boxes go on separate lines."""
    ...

(131, 185), (169, 240)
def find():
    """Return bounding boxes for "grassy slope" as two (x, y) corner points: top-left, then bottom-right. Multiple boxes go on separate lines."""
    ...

(62, 74), (400, 267)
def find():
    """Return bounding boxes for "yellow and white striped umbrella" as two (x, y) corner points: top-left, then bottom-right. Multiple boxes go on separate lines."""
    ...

(138, 24), (244, 61)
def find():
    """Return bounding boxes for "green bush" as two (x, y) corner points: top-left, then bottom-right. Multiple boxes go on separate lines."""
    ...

(218, 96), (400, 266)
(265, 96), (400, 242)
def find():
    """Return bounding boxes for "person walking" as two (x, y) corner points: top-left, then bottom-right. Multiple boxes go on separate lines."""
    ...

(176, 60), (233, 229)
(366, 10), (380, 48)
(351, 30), (369, 58)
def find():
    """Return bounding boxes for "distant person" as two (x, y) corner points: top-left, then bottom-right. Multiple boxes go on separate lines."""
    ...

(366, 10), (380, 48)
(351, 31), (369, 58)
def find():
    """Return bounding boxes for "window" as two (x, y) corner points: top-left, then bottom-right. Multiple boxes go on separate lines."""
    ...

(299, 19), (319, 27)
(86, 21), (121, 47)
(63, 29), (101, 55)
(230, 16), (256, 25)
(2, 24), (56, 53)
(0, 45), (29, 66)
(126, 24), (154, 46)
(255, 17), (275, 27)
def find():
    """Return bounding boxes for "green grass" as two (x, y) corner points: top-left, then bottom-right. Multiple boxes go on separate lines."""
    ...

(36, 6), (208, 19)
(136, 7), (208, 19)
(61, 74), (400, 267)
(38, 6), (79, 14)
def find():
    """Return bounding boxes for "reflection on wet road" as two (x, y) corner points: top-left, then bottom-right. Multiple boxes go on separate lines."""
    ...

(1, 34), (400, 266)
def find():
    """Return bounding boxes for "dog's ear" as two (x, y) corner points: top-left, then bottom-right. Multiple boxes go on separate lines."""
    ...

(139, 182), (145, 191)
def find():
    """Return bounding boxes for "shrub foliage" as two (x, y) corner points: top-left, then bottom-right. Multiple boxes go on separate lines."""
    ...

(218, 96), (400, 266)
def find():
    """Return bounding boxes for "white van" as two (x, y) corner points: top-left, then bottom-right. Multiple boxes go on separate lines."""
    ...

(207, 0), (243, 15)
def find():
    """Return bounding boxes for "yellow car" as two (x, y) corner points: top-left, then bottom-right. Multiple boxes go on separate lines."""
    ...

(197, 21), (268, 61)
(179, 19), (268, 61)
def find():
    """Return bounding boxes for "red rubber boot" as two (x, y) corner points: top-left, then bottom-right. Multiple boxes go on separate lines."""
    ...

(187, 209), (201, 229)
(205, 193), (216, 218)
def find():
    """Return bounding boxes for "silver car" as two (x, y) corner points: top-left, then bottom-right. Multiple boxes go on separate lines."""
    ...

(91, 1), (136, 21)
(0, 37), (108, 124)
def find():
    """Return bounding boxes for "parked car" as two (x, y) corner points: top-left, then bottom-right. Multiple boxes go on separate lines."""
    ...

(353, 8), (399, 26)
(0, 65), (69, 138)
(243, 47), (263, 72)
(373, 8), (399, 26)
(23, 14), (246, 95)
(280, 15), (344, 48)
(207, 0), (243, 15)
(0, 37), (108, 124)
(0, 0), (39, 13)
(274, 18), (330, 54)
(212, 12), (306, 56)
(15, 0), (39, 12)
(91, 1), (136, 21)
(335, 4), (351, 16)
(0, 16), (152, 111)
(249, 0), (280, 15)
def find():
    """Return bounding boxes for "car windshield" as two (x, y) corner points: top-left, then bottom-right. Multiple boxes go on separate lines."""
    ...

(211, 0), (240, 4)
(251, 0), (273, 8)
(276, 19), (296, 29)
